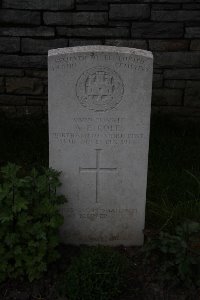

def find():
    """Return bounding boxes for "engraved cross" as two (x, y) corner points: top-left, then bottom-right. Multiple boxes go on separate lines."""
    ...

(79, 149), (117, 203)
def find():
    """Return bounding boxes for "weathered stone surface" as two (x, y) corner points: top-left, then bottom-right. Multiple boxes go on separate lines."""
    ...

(0, 77), (4, 90)
(152, 88), (183, 105)
(164, 80), (186, 89)
(152, 106), (200, 118)
(149, 40), (189, 51)
(0, 106), (16, 118)
(185, 27), (200, 38)
(154, 52), (200, 68)
(76, 3), (108, 10)
(25, 70), (47, 78)
(0, 55), (47, 68)
(27, 96), (47, 106)
(105, 39), (148, 50)
(69, 39), (103, 47)
(6, 77), (43, 95)
(3, 0), (74, 10)
(186, 21), (200, 26)
(182, 4), (200, 9)
(0, 94), (26, 105)
(190, 40), (200, 50)
(184, 81), (200, 107)
(0, 27), (55, 37)
(76, 0), (200, 3)
(164, 69), (200, 80)
(110, 4), (150, 20)
(57, 27), (129, 38)
(151, 10), (200, 21)
(108, 21), (130, 27)
(0, 68), (24, 76)
(16, 106), (43, 118)
(44, 12), (107, 26)
(0, 37), (20, 53)
(131, 23), (183, 38)
(21, 38), (69, 54)
(76, 0), (122, 3)
(152, 4), (181, 9)
(153, 74), (163, 88)
(0, 9), (40, 25)
(154, 68), (163, 74)
(48, 46), (153, 246)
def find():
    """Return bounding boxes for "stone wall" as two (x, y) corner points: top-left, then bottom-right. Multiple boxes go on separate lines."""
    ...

(0, 0), (200, 118)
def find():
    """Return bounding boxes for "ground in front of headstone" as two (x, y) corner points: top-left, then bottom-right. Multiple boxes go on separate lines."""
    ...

(0, 244), (199, 300)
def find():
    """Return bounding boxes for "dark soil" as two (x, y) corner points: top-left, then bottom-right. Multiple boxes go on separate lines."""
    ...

(0, 245), (199, 300)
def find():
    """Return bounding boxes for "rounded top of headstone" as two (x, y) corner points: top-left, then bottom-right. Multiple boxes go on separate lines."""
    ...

(48, 45), (153, 59)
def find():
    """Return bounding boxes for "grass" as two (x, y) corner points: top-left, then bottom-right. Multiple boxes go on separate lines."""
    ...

(146, 116), (200, 231)
(0, 115), (200, 232)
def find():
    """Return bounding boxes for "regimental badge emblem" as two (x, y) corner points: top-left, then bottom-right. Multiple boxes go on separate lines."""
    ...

(76, 66), (124, 112)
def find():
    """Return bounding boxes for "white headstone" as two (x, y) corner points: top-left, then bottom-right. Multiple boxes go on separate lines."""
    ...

(48, 46), (153, 246)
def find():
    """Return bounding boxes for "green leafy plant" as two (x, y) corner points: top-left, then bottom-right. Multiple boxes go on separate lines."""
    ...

(0, 163), (66, 282)
(143, 221), (200, 287)
(59, 246), (130, 300)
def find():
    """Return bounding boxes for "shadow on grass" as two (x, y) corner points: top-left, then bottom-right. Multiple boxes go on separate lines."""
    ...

(146, 116), (200, 231)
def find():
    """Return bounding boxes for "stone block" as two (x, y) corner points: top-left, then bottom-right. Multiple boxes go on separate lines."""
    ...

(25, 70), (47, 78)
(0, 94), (26, 105)
(44, 85), (48, 96)
(0, 27), (55, 37)
(152, 106), (200, 118)
(151, 10), (200, 21)
(149, 40), (189, 51)
(0, 9), (40, 25)
(184, 81), (200, 107)
(16, 106), (44, 118)
(108, 21), (130, 27)
(131, 23), (183, 38)
(0, 68), (24, 76)
(0, 106), (16, 117)
(152, 88), (183, 106)
(6, 77), (43, 95)
(110, 4), (150, 20)
(0, 55), (47, 68)
(153, 74), (163, 88)
(69, 39), (103, 47)
(2, 0), (74, 10)
(152, 4), (181, 9)
(57, 27), (129, 38)
(27, 96), (48, 106)
(190, 40), (200, 50)
(154, 52), (200, 68)
(154, 68), (163, 74)
(44, 12), (107, 26)
(0, 77), (4, 90)
(21, 38), (69, 54)
(185, 27), (200, 38)
(0, 37), (20, 53)
(76, 3), (108, 10)
(164, 80), (186, 89)
(164, 69), (200, 80)
(104, 39), (148, 50)
(77, 0), (200, 2)
(182, 4), (200, 9)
